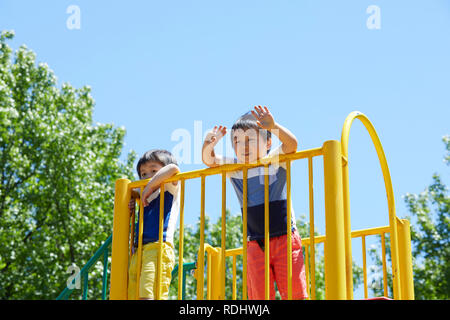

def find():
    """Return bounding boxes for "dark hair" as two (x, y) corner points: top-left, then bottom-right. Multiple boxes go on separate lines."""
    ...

(136, 149), (177, 176)
(230, 111), (272, 144)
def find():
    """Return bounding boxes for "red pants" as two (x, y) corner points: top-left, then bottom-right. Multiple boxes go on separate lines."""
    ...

(246, 230), (308, 300)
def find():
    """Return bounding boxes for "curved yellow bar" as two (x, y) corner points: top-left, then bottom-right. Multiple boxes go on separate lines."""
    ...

(341, 111), (401, 299)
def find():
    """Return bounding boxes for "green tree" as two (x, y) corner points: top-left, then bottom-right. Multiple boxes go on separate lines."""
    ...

(0, 30), (136, 299)
(369, 136), (449, 299)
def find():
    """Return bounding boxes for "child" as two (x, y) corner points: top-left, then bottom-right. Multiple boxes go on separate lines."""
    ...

(127, 149), (180, 300)
(202, 106), (308, 300)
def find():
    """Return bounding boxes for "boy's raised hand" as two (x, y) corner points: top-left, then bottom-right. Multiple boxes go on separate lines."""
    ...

(202, 125), (227, 167)
(251, 105), (275, 130)
(205, 125), (227, 145)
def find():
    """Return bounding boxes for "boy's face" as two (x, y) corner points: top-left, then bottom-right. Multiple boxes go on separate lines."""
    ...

(232, 128), (271, 163)
(139, 161), (164, 180)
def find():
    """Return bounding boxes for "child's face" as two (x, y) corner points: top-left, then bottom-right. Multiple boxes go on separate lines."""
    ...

(139, 161), (164, 180)
(232, 128), (271, 163)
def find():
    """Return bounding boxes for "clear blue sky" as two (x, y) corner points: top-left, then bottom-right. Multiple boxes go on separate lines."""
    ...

(1, 0), (449, 299)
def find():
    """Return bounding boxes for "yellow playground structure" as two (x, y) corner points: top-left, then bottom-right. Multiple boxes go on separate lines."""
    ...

(108, 111), (414, 300)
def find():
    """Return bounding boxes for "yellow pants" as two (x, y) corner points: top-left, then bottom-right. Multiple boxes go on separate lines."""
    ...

(128, 242), (175, 300)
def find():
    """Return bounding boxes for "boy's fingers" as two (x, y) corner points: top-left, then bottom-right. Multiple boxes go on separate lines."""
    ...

(257, 105), (264, 114)
(260, 105), (268, 116)
(256, 121), (263, 128)
(256, 105), (266, 117)
(251, 110), (259, 119)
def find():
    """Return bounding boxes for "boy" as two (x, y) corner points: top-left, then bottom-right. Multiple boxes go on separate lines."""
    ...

(127, 149), (180, 300)
(202, 106), (308, 300)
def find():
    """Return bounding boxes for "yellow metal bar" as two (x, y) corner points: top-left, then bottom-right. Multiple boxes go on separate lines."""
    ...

(210, 247), (222, 299)
(341, 111), (401, 299)
(128, 177), (152, 189)
(322, 140), (346, 300)
(350, 226), (391, 238)
(362, 235), (368, 299)
(242, 168), (248, 300)
(123, 147), (323, 186)
(155, 183), (165, 300)
(129, 209), (135, 263)
(286, 160), (293, 300)
(135, 186), (145, 300)
(221, 172), (227, 300)
(397, 219), (415, 300)
(207, 252), (212, 300)
(226, 247), (243, 256)
(232, 255), (237, 300)
(264, 164), (270, 300)
(302, 236), (324, 246)
(342, 153), (353, 299)
(110, 178), (131, 300)
(197, 175), (206, 300)
(381, 233), (388, 297)
(178, 179), (185, 300)
(308, 157), (316, 300)
(204, 244), (220, 300)
(299, 225), (392, 246)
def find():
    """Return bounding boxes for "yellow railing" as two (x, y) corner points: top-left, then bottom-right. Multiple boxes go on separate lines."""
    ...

(109, 111), (414, 300)
(199, 221), (412, 300)
(302, 221), (413, 299)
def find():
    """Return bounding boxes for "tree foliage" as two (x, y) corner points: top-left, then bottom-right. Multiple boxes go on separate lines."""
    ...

(369, 136), (449, 299)
(403, 135), (449, 299)
(0, 30), (135, 299)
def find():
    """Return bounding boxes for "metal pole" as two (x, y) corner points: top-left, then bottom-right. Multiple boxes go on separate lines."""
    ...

(323, 140), (347, 300)
(110, 178), (131, 300)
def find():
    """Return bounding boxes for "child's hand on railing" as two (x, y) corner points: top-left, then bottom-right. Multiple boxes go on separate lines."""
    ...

(141, 183), (155, 207)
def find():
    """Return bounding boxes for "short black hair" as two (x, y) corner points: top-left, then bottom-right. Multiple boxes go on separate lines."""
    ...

(230, 111), (272, 144)
(136, 149), (177, 176)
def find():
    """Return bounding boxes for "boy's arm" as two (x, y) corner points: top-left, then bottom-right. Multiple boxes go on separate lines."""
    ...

(202, 125), (227, 167)
(251, 105), (298, 154)
(271, 122), (298, 154)
(141, 164), (180, 206)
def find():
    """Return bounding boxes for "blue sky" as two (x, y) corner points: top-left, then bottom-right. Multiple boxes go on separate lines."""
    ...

(1, 0), (449, 299)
